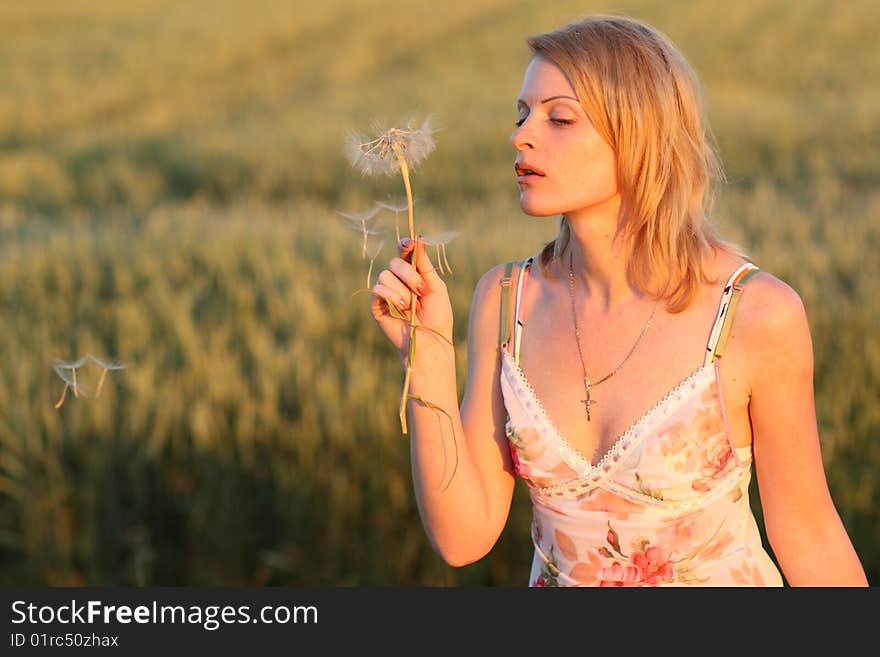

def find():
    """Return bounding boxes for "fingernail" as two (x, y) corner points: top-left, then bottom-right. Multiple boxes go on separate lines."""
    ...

(400, 238), (411, 248)
(398, 298), (408, 308)
(417, 281), (426, 294)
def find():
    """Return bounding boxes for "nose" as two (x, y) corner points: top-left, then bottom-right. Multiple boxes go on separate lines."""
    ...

(510, 120), (534, 151)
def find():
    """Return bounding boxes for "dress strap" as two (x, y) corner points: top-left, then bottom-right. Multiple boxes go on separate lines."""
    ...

(498, 261), (516, 351)
(498, 256), (534, 363)
(703, 262), (761, 366)
(512, 257), (534, 365)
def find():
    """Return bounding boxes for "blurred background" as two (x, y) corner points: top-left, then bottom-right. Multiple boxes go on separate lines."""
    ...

(0, 0), (877, 585)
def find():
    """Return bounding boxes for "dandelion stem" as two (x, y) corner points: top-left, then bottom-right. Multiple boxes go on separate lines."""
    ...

(72, 368), (79, 398)
(394, 146), (417, 434)
(397, 152), (416, 243)
(399, 319), (416, 434)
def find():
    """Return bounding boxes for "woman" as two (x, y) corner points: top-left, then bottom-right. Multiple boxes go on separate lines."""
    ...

(369, 15), (867, 586)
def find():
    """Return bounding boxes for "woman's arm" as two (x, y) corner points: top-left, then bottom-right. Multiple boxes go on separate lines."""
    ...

(742, 274), (868, 586)
(373, 240), (516, 566)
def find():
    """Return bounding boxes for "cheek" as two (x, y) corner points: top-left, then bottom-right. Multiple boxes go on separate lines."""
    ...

(572, 145), (618, 194)
(598, 142), (620, 190)
(516, 138), (619, 216)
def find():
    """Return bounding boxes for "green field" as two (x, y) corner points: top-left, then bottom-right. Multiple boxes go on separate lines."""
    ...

(0, 0), (877, 585)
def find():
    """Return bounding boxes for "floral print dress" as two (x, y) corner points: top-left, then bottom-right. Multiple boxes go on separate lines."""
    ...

(499, 258), (783, 587)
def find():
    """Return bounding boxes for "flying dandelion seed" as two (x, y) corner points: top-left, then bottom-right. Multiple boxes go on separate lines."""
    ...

(338, 205), (384, 258)
(376, 197), (409, 212)
(337, 206), (381, 224)
(420, 231), (460, 275)
(365, 240), (385, 289)
(87, 354), (128, 398)
(377, 197), (411, 243)
(53, 357), (89, 399)
(52, 353), (127, 408)
(86, 354), (127, 370)
(54, 384), (68, 409)
(54, 356), (89, 371)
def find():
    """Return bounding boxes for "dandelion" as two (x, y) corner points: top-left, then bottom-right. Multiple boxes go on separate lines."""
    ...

(345, 115), (436, 250)
(345, 115), (436, 178)
(344, 114), (443, 435)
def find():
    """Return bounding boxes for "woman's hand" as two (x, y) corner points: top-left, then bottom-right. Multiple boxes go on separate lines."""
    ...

(370, 237), (454, 364)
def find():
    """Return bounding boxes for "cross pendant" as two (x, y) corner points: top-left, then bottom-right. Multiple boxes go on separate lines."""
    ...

(581, 377), (596, 422)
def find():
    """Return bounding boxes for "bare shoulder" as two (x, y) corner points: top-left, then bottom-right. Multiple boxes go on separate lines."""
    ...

(472, 262), (510, 304)
(733, 268), (814, 388)
(470, 258), (525, 318)
(709, 249), (807, 333)
(737, 270), (809, 339)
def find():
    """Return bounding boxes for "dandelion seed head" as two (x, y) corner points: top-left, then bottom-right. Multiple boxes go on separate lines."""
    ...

(344, 114), (437, 177)
(344, 128), (373, 175)
(401, 114), (437, 170)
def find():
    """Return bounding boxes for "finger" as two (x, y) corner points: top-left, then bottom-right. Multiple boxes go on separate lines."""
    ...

(400, 237), (443, 291)
(369, 289), (390, 322)
(369, 290), (396, 323)
(398, 237), (415, 256)
(377, 270), (415, 305)
(389, 256), (427, 296)
(371, 280), (412, 314)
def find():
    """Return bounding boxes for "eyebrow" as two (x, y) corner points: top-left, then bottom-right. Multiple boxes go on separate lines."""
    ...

(516, 95), (579, 108)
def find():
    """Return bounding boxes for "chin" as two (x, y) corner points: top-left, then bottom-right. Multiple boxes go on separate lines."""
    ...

(518, 195), (562, 217)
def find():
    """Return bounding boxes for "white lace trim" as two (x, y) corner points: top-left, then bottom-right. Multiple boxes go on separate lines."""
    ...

(501, 348), (594, 475)
(502, 347), (716, 492)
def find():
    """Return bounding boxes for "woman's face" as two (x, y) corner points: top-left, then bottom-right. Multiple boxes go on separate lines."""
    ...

(511, 57), (620, 218)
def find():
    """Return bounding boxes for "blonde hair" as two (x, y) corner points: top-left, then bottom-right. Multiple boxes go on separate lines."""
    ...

(528, 15), (750, 312)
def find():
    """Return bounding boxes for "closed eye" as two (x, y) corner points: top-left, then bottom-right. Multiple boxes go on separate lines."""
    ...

(514, 117), (574, 127)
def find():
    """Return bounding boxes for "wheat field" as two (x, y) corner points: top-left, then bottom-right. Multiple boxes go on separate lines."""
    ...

(0, 0), (877, 585)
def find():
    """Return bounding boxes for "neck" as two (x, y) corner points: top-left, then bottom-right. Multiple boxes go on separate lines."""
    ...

(562, 196), (644, 312)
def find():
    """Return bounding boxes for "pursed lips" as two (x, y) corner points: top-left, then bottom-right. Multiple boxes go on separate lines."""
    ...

(515, 162), (546, 179)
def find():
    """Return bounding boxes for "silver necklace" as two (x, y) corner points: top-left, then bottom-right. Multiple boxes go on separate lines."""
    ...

(567, 251), (658, 422)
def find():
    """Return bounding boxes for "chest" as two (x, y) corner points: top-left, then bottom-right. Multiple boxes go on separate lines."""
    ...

(513, 287), (753, 466)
